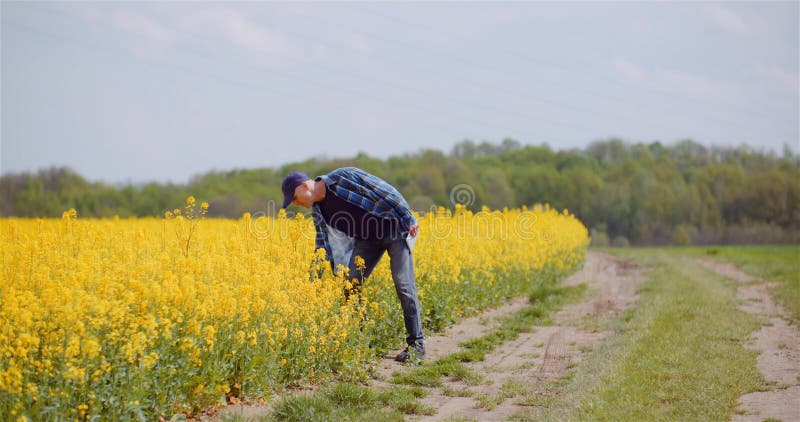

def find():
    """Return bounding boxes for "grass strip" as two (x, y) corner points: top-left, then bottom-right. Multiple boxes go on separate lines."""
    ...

(674, 245), (800, 323)
(475, 379), (533, 410)
(392, 283), (586, 387)
(532, 249), (764, 421)
(260, 282), (585, 421)
(263, 383), (432, 421)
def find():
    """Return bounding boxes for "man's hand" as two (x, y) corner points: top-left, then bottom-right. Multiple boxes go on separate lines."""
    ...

(408, 224), (418, 237)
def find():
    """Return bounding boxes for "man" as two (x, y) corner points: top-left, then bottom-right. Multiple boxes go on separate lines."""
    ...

(281, 167), (425, 362)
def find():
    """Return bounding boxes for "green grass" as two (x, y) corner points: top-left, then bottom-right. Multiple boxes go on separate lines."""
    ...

(263, 282), (586, 421)
(474, 379), (532, 410)
(267, 247), (792, 421)
(267, 248), (784, 421)
(514, 371), (574, 409)
(266, 383), (431, 421)
(675, 245), (800, 323)
(534, 249), (764, 421)
(441, 385), (475, 397)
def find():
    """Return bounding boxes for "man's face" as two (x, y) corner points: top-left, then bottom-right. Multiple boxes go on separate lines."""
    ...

(292, 180), (314, 208)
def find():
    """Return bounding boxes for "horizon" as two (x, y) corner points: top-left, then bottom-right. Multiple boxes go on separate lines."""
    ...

(3, 137), (796, 187)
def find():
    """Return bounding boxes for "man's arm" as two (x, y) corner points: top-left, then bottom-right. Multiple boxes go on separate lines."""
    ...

(310, 206), (335, 279)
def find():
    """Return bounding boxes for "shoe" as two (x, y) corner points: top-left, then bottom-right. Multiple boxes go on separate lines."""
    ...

(395, 342), (425, 362)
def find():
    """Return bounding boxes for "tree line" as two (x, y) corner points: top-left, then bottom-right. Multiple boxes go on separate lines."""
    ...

(2, 138), (798, 245)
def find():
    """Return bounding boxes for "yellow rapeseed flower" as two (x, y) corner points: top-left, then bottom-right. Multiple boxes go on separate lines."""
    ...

(0, 203), (588, 418)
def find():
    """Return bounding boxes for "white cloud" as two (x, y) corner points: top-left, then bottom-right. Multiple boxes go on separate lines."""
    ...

(756, 63), (800, 96)
(64, 4), (177, 57)
(69, 4), (290, 58)
(194, 8), (289, 55)
(609, 58), (647, 83)
(608, 57), (742, 104)
(110, 10), (177, 56)
(345, 33), (371, 54)
(658, 68), (730, 102)
(700, 4), (752, 36)
(286, 3), (308, 16)
(68, 2), (103, 23)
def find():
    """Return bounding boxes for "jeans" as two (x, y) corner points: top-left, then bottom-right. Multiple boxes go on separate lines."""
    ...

(347, 236), (424, 346)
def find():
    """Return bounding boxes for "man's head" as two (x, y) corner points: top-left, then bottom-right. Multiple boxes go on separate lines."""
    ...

(281, 171), (312, 209)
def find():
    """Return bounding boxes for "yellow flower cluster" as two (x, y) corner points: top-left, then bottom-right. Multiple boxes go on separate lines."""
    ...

(0, 201), (588, 419)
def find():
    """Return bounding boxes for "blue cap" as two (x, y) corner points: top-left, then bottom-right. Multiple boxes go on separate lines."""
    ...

(281, 171), (311, 208)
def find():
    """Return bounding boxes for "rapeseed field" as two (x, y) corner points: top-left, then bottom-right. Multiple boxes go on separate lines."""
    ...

(0, 199), (588, 420)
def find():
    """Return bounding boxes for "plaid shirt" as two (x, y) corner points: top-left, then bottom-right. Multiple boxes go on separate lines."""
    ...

(311, 167), (417, 267)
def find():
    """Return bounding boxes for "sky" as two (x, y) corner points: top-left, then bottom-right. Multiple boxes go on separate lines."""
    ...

(1, 2), (798, 184)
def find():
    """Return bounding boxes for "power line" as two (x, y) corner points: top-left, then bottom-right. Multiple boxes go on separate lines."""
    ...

(6, 5), (782, 151)
(355, 6), (789, 128)
(5, 7), (594, 146)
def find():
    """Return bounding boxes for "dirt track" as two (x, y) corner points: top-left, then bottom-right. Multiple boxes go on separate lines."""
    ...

(212, 253), (798, 421)
(211, 252), (641, 421)
(697, 260), (800, 422)
(380, 251), (644, 421)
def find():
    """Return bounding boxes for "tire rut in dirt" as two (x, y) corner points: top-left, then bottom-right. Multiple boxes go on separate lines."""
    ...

(539, 328), (569, 376)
